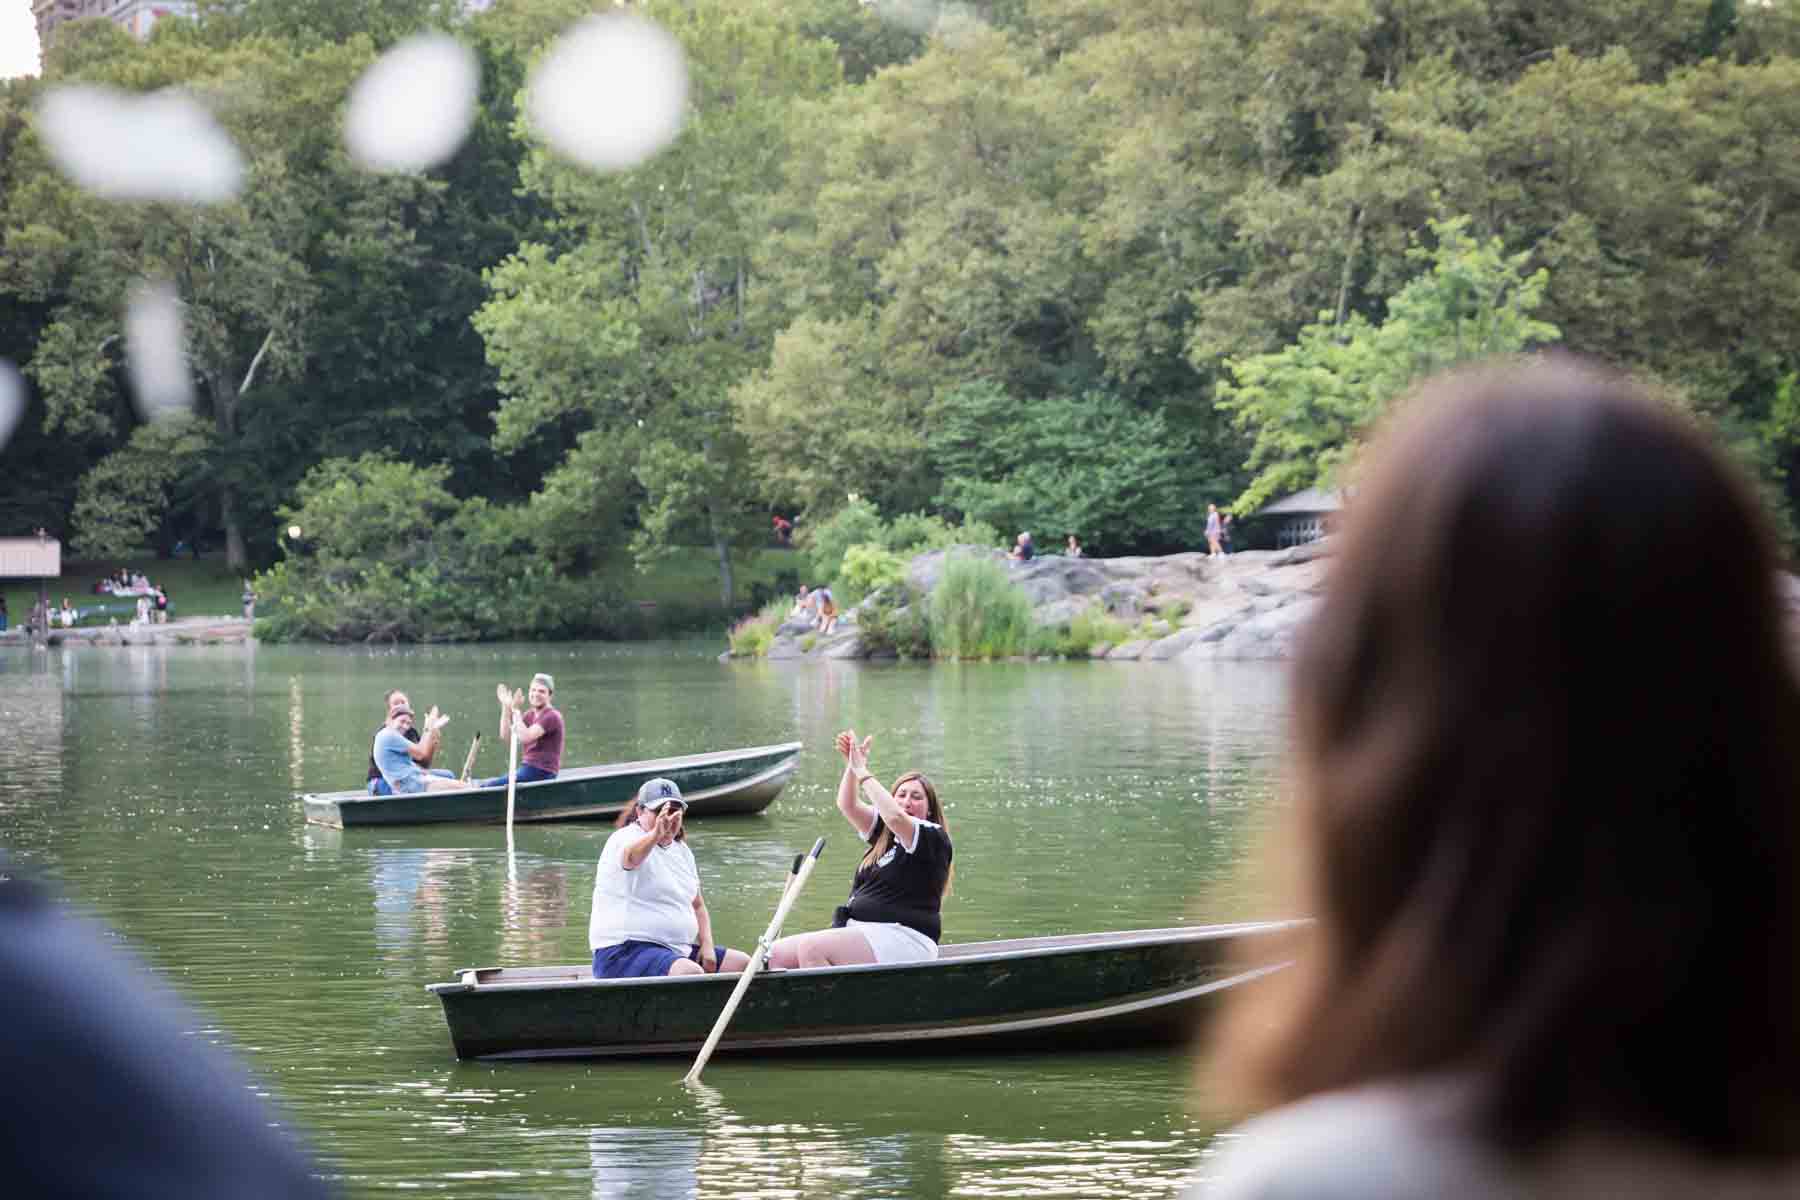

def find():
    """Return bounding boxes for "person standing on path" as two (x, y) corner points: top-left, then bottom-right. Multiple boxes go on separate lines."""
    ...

(241, 582), (256, 621)
(1205, 504), (1224, 558)
(1221, 513), (1234, 556)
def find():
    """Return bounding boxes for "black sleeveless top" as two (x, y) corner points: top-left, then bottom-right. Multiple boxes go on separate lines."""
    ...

(832, 818), (951, 942)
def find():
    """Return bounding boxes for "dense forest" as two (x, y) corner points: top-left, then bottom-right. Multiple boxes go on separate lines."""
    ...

(3, 0), (1798, 638)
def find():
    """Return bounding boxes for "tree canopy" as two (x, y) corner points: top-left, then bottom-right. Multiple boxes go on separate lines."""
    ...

(4, 0), (1799, 638)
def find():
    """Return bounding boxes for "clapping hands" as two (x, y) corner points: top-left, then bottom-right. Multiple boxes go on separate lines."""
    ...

(424, 705), (450, 734)
(835, 729), (873, 777)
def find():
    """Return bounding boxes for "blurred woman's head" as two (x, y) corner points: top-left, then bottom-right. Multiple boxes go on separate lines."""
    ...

(1222, 355), (1800, 1155)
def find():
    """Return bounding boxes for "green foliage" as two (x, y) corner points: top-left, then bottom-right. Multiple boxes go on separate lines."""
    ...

(69, 417), (214, 559)
(855, 588), (934, 659)
(801, 497), (885, 585)
(836, 542), (907, 605)
(1065, 603), (1132, 657)
(931, 382), (1210, 550)
(725, 597), (789, 658)
(883, 511), (1003, 557)
(926, 554), (1033, 660)
(1215, 217), (1562, 513)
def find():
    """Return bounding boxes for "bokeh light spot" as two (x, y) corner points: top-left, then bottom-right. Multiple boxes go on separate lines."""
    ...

(526, 11), (689, 173)
(345, 33), (481, 174)
(37, 85), (243, 204)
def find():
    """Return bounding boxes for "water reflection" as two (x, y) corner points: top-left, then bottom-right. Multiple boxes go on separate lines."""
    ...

(589, 1126), (700, 1199)
(500, 855), (571, 963)
(9, 643), (1288, 1197)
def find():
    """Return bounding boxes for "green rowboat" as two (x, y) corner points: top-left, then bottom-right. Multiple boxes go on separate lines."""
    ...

(301, 741), (801, 829)
(426, 921), (1299, 1061)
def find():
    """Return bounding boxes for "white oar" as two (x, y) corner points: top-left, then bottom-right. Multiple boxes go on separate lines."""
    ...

(504, 688), (522, 852)
(683, 836), (826, 1085)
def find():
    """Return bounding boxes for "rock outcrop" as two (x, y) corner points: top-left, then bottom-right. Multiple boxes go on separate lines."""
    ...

(744, 541), (1332, 664)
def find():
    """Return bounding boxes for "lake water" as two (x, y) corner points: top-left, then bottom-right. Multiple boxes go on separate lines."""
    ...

(0, 640), (1294, 1197)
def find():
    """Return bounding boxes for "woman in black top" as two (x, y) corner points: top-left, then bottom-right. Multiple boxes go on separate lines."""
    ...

(768, 729), (953, 968)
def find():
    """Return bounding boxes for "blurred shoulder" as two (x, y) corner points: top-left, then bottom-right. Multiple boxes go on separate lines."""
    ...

(1196, 1081), (1522, 1200)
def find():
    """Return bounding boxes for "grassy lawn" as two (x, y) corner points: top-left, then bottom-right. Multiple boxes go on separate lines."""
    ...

(625, 546), (801, 608)
(2, 556), (251, 628)
(2, 546), (802, 631)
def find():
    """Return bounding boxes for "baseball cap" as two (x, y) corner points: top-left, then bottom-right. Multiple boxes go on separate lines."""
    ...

(531, 672), (555, 693)
(636, 778), (686, 811)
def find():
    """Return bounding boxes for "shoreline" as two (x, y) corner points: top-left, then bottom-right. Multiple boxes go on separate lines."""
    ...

(0, 615), (253, 648)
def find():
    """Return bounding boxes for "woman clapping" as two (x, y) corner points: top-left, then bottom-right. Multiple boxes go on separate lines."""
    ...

(768, 731), (953, 968)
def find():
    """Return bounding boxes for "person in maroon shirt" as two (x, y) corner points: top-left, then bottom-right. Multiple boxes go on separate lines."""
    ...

(481, 672), (564, 787)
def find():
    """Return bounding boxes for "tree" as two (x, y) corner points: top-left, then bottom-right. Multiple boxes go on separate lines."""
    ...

(476, 0), (841, 606)
(1216, 216), (1561, 512)
(69, 416), (214, 558)
(929, 381), (1208, 551)
(2, 29), (448, 569)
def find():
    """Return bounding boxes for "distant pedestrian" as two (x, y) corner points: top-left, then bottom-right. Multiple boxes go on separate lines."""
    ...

(1221, 513), (1234, 555)
(772, 515), (793, 546)
(1206, 504), (1223, 558)
(241, 582), (256, 621)
(0, 596), (8, 632)
(154, 587), (168, 624)
(59, 597), (75, 628)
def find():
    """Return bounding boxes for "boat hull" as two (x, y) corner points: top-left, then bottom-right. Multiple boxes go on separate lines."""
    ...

(427, 922), (1299, 1061)
(301, 742), (800, 828)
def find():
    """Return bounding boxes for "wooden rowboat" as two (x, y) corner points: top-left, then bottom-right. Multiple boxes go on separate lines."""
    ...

(426, 921), (1299, 1061)
(301, 741), (801, 829)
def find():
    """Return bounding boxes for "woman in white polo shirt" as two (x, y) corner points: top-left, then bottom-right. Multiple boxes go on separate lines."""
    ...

(768, 729), (954, 968)
(589, 778), (753, 979)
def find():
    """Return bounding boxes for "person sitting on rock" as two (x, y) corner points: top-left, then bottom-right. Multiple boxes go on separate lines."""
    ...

(1065, 534), (1083, 558)
(816, 586), (839, 636)
(1008, 532), (1035, 562)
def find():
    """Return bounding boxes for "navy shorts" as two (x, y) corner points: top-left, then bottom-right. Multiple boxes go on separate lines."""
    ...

(592, 940), (727, 979)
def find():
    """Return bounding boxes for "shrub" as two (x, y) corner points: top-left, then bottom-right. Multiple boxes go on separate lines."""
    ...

(802, 498), (884, 585)
(927, 554), (1033, 659)
(837, 542), (907, 605)
(1062, 603), (1133, 657)
(884, 512), (1004, 557)
(726, 598), (787, 658)
(858, 588), (934, 659)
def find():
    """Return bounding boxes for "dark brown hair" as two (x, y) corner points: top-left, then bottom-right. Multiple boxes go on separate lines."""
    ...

(863, 771), (954, 899)
(1219, 356), (1800, 1156)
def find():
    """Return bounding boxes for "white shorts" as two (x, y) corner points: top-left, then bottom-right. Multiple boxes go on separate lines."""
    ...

(846, 918), (938, 964)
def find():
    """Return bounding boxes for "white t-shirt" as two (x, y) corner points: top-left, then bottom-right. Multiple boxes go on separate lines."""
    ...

(588, 824), (700, 953)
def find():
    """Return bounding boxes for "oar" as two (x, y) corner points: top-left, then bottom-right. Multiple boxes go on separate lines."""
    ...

(504, 688), (523, 850)
(459, 731), (482, 785)
(683, 836), (826, 1085)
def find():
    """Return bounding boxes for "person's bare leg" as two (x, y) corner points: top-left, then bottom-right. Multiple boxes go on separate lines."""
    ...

(717, 948), (753, 972)
(668, 958), (705, 976)
(425, 776), (466, 791)
(768, 928), (875, 969)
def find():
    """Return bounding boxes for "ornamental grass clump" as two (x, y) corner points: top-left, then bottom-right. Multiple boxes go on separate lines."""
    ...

(927, 554), (1032, 660)
(1061, 603), (1132, 656)
(726, 598), (786, 658)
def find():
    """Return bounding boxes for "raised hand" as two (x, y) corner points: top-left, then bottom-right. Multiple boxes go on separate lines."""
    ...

(846, 731), (872, 777)
(425, 705), (449, 733)
(495, 682), (512, 707)
(835, 730), (854, 760)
